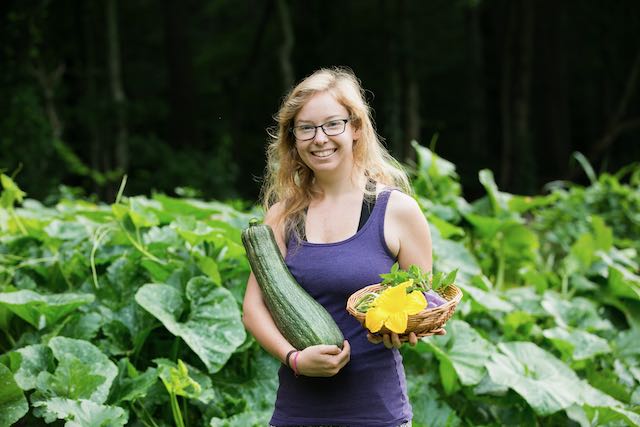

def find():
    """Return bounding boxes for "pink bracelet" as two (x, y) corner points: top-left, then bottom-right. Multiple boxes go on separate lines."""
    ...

(292, 351), (300, 377)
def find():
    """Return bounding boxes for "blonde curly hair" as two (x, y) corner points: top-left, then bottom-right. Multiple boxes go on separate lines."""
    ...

(261, 66), (411, 240)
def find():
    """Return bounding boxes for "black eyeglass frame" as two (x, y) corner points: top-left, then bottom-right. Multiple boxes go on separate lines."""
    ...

(290, 119), (350, 141)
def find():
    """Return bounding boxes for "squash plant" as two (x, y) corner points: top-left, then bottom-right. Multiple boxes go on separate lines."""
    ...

(1, 146), (639, 427)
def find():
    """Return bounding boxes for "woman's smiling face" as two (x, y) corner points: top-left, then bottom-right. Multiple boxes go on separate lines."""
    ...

(293, 91), (360, 176)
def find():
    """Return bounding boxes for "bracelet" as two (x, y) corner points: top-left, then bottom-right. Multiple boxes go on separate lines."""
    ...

(284, 349), (297, 368)
(292, 351), (300, 377)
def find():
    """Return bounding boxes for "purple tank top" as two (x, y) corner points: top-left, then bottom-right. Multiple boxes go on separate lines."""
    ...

(270, 189), (413, 427)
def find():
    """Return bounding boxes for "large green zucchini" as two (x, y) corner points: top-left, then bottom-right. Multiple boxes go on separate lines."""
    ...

(241, 219), (344, 350)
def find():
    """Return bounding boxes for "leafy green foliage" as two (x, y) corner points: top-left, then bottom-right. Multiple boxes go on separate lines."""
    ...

(379, 262), (457, 292)
(0, 363), (28, 426)
(1, 147), (640, 426)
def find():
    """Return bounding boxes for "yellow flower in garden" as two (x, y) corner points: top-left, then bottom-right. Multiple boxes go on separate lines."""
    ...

(365, 280), (427, 334)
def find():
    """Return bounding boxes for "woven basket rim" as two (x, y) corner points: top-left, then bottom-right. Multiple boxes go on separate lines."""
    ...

(346, 282), (463, 336)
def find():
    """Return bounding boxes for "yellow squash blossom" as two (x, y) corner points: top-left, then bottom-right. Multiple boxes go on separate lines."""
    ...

(365, 280), (427, 334)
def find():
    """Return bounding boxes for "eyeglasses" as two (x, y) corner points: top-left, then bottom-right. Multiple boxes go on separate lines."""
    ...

(291, 119), (349, 141)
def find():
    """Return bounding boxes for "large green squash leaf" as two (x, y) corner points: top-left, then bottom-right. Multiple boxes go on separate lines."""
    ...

(135, 276), (246, 373)
(0, 290), (94, 329)
(170, 216), (225, 246)
(32, 397), (128, 426)
(209, 411), (272, 427)
(430, 227), (482, 284)
(0, 363), (28, 426)
(541, 292), (613, 331)
(108, 358), (158, 405)
(423, 320), (495, 392)
(543, 326), (611, 361)
(608, 265), (640, 301)
(486, 342), (622, 417)
(486, 342), (578, 416)
(457, 282), (515, 313)
(9, 344), (52, 390)
(408, 375), (461, 427)
(37, 337), (117, 404)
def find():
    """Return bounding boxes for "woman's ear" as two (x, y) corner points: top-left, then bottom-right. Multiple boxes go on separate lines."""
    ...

(353, 126), (362, 141)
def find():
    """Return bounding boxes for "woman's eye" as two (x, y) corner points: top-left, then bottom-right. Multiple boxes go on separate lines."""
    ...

(325, 121), (341, 129)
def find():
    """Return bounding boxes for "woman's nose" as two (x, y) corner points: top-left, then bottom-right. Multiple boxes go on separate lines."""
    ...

(313, 128), (328, 144)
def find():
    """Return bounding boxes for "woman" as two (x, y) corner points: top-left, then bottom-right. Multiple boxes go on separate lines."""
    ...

(242, 67), (437, 427)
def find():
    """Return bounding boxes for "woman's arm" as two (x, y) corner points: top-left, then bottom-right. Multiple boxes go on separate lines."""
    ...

(367, 190), (441, 348)
(242, 204), (350, 375)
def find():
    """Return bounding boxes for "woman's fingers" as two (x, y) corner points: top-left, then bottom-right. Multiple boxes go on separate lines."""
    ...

(408, 332), (418, 346)
(382, 333), (392, 348)
(338, 340), (351, 367)
(367, 332), (383, 344)
(368, 332), (417, 348)
(297, 341), (351, 377)
(391, 333), (402, 348)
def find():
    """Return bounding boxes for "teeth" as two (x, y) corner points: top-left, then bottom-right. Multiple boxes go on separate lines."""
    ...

(312, 149), (335, 158)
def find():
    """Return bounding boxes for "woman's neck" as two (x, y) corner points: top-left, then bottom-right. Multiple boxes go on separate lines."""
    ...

(312, 167), (366, 200)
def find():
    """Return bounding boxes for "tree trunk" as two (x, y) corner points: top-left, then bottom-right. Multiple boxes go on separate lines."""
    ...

(276, 0), (295, 91)
(537, 0), (571, 185)
(106, 0), (128, 172)
(512, 0), (535, 193)
(163, 0), (198, 149)
(383, 0), (402, 157)
(400, 0), (419, 164)
(499, 3), (516, 188)
(32, 64), (65, 141)
(466, 1), (487, 169)
(83, 1), (103, 194)
(589, 50), (640, 160)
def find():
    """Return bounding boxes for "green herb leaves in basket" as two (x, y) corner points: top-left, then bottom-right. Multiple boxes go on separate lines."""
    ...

(379, 263), (458, 293)
(350, 263), (459, 334)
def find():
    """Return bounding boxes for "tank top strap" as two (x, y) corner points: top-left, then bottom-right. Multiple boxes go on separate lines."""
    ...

(365, 188), (397, 251)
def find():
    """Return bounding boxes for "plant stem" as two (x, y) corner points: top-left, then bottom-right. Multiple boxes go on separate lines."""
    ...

(57, 256), (74, 290)
(138, 401), (160, 427)
(561, 272), (569, 296)
(90, 225), (113, 289)
(169, 392), (185, 427)
(119, 222), (164, 264)
(131, 402), (157, 427)
(9, 209), (28, 235)
(171, 336), (180, 362)
(3, 328), (16, 348)
(496, 235), (505, 291)
(182, 396), (189, 427)
(115, 174), (128, 204)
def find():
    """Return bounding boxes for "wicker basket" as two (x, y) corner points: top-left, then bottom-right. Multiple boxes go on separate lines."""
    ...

(346, 283), (463, 339)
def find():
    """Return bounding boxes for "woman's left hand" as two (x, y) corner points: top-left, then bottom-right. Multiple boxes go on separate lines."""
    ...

(367, 327), (446, 349)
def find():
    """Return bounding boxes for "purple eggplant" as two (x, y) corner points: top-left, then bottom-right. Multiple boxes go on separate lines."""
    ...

(424, 290), (447, 308)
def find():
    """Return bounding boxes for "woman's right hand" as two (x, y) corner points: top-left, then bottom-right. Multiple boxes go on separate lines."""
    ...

(295, 340), (350, 377)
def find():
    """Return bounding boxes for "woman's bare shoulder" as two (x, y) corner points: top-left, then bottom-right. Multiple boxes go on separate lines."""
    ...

(264, 201), (286, 223)
(384, 188), (421, 216)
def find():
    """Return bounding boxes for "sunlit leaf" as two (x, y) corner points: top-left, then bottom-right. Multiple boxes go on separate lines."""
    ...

(108, 359), (158, 405)
(9, 344), (52, 390)
(135, 276), (246, 373)
(33, 397), (128, 426)
(541, 292), (613, 331)
(0, 363), (28, 426)
(486, 342), (621, 416)
(36, 337), (118, 404)
(424, 320), (495, 389)
(543, 326), (611, 361)
(0, 290), (94, 329)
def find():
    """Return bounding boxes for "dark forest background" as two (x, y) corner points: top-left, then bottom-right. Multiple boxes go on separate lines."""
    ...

(1, 0), (639, 204)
